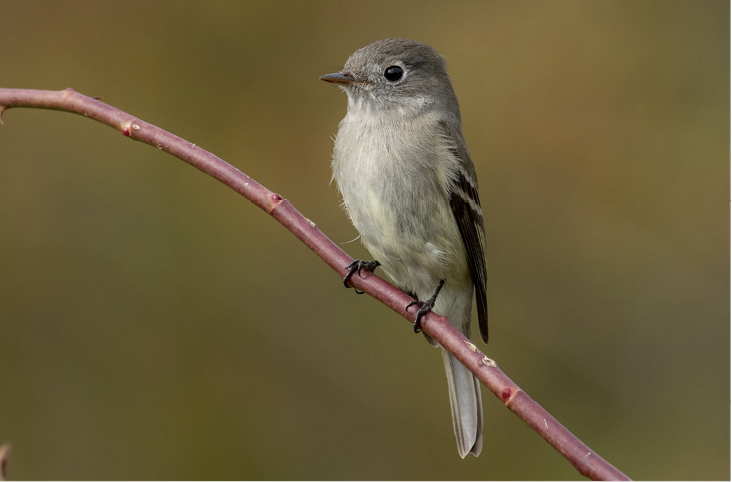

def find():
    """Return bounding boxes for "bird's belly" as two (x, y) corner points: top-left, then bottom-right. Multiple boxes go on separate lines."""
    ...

(339, 164), (468, 296)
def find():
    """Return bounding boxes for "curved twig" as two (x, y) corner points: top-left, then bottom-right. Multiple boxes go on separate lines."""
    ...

(0, 88), (630, 481)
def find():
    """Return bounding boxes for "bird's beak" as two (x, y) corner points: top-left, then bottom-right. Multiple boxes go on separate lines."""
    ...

(320, 72), (362, 84)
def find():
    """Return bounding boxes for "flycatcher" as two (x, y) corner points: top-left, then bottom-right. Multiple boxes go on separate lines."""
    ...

(321, 38), (487, 458)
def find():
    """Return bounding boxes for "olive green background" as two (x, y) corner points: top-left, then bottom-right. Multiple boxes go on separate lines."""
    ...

(0, 1), (728, 480)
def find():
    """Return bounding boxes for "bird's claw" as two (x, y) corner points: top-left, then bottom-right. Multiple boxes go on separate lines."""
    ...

(343, 260), (381, 294)
(406, 280), (445, 333)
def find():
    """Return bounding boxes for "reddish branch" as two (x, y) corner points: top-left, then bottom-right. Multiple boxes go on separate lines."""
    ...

(0, 443), (10, 481)
(0, 88), (630, 481)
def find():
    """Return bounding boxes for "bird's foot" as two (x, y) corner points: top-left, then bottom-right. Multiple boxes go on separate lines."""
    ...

(343, 260), (381, 294)
(406, 279), (445, 333)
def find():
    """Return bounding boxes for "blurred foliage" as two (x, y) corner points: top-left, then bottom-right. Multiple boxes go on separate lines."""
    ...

(0, 0), (728, 480)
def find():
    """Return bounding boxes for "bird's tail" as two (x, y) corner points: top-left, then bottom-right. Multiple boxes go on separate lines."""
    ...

(441, 347), (483, 458)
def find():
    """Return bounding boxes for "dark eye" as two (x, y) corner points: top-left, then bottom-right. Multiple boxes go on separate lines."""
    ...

(384, 65), (403, 81)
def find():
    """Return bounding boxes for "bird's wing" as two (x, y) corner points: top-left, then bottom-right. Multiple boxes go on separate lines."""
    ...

(440, 121), (488, 344)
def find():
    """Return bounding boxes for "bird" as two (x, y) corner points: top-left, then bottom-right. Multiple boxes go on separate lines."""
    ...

(321, 38), (487, 458)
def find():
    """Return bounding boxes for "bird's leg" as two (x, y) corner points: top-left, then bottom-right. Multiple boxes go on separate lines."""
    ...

(343, 260), (381, 294)
(406, 279), (445, 333)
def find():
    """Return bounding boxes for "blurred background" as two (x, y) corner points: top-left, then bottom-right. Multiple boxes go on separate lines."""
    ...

(0, 1), (728, 480)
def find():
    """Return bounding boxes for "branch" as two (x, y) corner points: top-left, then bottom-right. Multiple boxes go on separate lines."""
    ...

(0, 88), (630, 481)
(0, 443), (10, 481)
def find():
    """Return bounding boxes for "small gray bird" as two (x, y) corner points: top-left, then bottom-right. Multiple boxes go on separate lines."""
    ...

(321, 38), (487, 458)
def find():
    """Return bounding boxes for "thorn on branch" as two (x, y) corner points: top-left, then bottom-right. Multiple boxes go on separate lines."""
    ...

(501, 387), (513, 401)
(267, 193), (284, 213)
(121, 122), (141, 137)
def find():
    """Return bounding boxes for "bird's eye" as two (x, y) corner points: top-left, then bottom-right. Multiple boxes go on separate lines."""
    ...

(384, 65), (403, 82)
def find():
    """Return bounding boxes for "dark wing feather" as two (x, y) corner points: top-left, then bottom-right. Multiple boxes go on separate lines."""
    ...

(441, 121), (488, 344)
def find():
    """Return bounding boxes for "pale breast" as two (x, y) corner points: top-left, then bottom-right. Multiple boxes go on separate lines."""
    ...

(332, 111), (470, 294)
